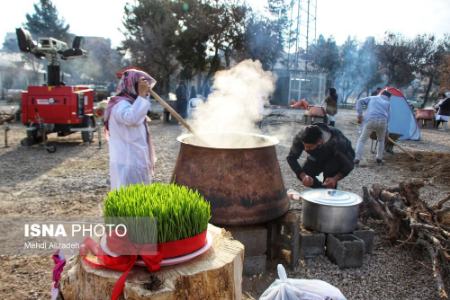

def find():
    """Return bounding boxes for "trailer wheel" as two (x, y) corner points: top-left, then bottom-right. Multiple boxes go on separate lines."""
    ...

(24, 125), (43, 145)
(81, 117), (95, 143)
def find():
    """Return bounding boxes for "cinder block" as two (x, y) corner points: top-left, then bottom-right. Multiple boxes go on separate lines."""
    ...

(326, 234), (364, 269)
(353, 227), (375, 254)
(243, 255), (267, 276)
(267, 211), (300, 269)
(299, 229), (326, 258)
(227, 226), (267, 256)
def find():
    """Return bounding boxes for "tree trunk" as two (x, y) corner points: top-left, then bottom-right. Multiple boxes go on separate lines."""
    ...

(356, 89), (365, 100)
(421, 74), (434, 108)
(60, 225), (244, 300)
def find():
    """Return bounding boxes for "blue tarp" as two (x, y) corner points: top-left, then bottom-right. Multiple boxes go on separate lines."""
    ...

(386, 87), (421, 141)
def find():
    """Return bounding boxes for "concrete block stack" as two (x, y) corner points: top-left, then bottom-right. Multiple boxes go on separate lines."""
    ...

(228, 225), (268, 275)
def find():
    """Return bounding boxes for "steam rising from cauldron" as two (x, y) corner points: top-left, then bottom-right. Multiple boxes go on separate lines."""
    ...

(179, 132), (278, 149)
(189, 60), (275, 148)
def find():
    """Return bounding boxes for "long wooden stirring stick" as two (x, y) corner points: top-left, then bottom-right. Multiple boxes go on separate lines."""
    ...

(387, 136), (419, 161)
(149, 90), (195, 134)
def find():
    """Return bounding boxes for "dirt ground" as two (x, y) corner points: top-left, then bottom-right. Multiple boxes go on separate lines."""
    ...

(0, 107), (449, 299)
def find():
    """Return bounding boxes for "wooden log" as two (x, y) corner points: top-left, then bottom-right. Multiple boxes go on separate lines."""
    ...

(364, 182), (450, 298)
(399, 181), (424, 207)
(60, 224), (244, 300)
(433, 194), (450, 210)
(417, 238), (449, 300)
(387, 136), (419, 161)
(437, 207), (450, 227)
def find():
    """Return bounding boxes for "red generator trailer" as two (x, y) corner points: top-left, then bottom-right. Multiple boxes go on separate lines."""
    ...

(21, 85), (95, 144)
(16, 28), (96, 148)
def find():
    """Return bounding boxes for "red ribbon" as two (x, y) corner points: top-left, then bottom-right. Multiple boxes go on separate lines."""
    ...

(52, 250), (66, 288)
(80, 231), (207, 300)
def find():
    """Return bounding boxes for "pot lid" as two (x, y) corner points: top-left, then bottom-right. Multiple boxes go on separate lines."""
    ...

(300, 189), (362, 206)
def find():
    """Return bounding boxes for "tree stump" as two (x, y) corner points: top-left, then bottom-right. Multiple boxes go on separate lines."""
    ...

(60, 225), (244, 300)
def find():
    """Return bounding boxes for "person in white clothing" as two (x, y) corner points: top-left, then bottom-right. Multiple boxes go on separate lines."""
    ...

(104, 69), (157, 190)
(354, 89), (392, 165)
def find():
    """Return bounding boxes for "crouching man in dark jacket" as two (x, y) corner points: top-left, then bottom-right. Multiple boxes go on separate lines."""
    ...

(287, 123), (355, 189)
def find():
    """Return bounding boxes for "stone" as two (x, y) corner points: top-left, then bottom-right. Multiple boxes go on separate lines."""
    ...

(299, 229), (326, 258)
(326, 234), (364, 269)
(353, 227), (375, 254)
(267, 211), (300, 269)
(243, 255), (267, 276)
(227, 225), (267, 256)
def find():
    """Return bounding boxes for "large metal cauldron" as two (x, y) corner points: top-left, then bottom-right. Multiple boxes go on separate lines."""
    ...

(300, 189), (362, 233)
(172, 133), (290, 226)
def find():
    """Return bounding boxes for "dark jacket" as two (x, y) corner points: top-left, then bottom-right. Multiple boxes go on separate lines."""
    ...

(176, 83), (188, 102)
(435, 97), (450, 116)
(324, 95), (338, 116)
(286, 123), (355, 179)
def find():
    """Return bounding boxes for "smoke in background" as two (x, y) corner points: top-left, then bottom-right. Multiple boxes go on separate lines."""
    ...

(334, 37), (383, 103)
(189, 60), (275, 147)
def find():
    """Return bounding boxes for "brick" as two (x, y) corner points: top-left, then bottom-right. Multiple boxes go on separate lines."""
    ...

(299, 229), (326, 258)
(353, 227), (375, 254)
(326, 234), (364, 269)
(227, 225), (267, 256)
(267, 211), (300, 269)
(243, 255), (267, 276)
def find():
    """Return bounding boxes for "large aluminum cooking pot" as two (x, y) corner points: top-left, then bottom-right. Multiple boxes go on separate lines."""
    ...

(172, 132), (290, 226)
(300, 189), (362, 233)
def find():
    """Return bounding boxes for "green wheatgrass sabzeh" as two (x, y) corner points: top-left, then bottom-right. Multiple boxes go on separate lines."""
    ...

(103, 183), (211, 244)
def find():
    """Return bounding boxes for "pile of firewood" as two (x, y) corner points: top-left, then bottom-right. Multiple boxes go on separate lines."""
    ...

(361, 181), (450, 300)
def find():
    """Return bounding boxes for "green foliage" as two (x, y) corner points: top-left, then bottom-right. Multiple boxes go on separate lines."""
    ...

(120, 0), (179, 94)
(235, 0), (289, 71)
(121, 0), (179, 94)
(308, 35), (340, 88)
(377, 33), (415, 87)
(241, 14), (284, 70)
(25, 0), (70, 42)
(267, 0), (290, 36)
(407, 34), (449, 105)
(2, 35), (19, 53)
(103, 183), (211, 243)
(301, 31), (448, 102)
(64, 37), (122, 83)
(173, 0), (248, 77)
(171, 0), (210, 79)
(121, 0), (287, 91)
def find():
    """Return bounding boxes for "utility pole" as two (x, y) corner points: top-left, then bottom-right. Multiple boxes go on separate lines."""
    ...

(305, 0), (310, 73)
(294, 0), (301, 69)
(287, 0), (294, 71)
(286, 0), (318, 102)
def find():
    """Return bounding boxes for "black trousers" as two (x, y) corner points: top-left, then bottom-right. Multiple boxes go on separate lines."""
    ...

(177, 100), (188, 119)
(303, 157), (341, 188)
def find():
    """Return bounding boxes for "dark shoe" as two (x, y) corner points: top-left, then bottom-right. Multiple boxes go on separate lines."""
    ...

(376, 159), (383, 165)
(354, 159), (360, 166)
(385, 147), (394, 154)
